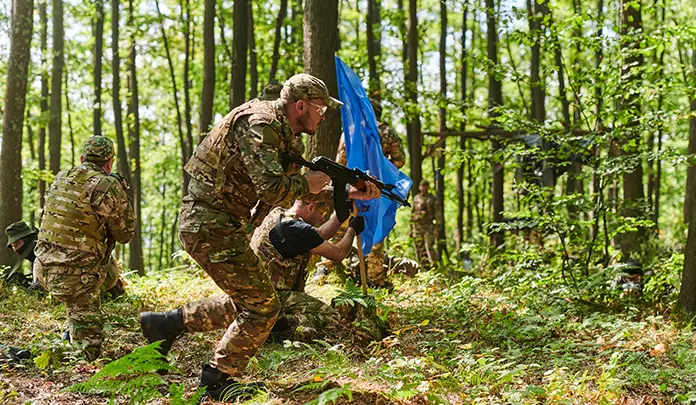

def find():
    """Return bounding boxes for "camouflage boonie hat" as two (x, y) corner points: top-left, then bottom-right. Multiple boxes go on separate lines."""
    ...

(283, 74), (343, 109)
(5, 221), (38, 248)
(260, 82), (283, 101)
(82, 135), (115, 161)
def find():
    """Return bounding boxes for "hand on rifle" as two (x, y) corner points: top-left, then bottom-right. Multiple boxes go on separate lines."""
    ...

(347, 173), (381, 200)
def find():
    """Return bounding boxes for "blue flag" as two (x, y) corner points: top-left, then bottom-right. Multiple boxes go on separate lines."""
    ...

(335, 56), (413, 254)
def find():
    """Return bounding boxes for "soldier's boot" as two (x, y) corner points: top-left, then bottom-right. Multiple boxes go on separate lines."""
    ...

(199, 364), (266, 401)
(139, 308), (185, 356)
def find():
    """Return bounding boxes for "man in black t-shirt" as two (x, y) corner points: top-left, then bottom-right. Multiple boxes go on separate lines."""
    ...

(250, 201), (365, 342)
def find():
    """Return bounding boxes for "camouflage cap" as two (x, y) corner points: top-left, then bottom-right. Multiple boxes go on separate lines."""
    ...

(82, 135), (115, 161)
(5, 221), (37, 248)
(260, 82), (283, 101)
(283, 74), (343, 109)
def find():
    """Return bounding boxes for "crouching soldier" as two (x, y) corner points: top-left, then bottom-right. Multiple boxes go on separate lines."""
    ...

(3, 222), (39, 288)
(34, 136), (135, 360)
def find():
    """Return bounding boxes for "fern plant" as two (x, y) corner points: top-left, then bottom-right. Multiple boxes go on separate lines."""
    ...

(69, 341), (204, 405)
(331, 280), (380, 310)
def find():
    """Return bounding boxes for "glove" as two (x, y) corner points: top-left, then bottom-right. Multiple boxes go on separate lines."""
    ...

(349, 216), (365, 235)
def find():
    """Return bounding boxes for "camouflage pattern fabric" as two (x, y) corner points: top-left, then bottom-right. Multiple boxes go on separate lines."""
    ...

(179, 94), (334, 377)
(283, 74), (343, 109)
(411, 192), (439, 265)
(35, 158), (135, 360)
(82, 135), (115, 161)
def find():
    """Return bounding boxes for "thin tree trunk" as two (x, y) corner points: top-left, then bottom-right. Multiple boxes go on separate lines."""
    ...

(158, 183), (167, 271)
(199, 0), (216, 137)
(457, 0), (469, 248)
(366, 0), (382, 94)
(0, 0), (34, 266)
(407, 0), (422, 193)
(231, 0), (249, 108)
(216, 1), (234, 110)
(303, 0), (342, 159)
(38, 0), (49, 215)
(127, 0), (144, 275)
(64, 71), (75, 165)
(398, 0), (412, 168)
(169, 213), (179, 267)
(487, 0), (504, 247)
(112, 0), (132, 187)
(182, 0), (194, 160)
(435, 0), (447, 260)
(49, 0), (64, 175)
(248, 1), (258, 99)
(93, 0), (104, 136)
(269, 0), (288, 83)
(155, 0), (189, 194)
(685, 48), (696, 224)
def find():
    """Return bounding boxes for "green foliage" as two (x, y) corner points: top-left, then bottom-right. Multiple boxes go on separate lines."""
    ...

(305, 385), (353, 405)
(69, 342), (204, 405)
(331, 280), (380, 311)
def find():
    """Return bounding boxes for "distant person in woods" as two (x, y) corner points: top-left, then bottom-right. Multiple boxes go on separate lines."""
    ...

(334, 97), (406, 287)
(258, 81), (283, 101)
(411, 180), (439, 266)
(34, 136), (135, 361)
(138, 74), (380, 401)
(3, 221), (39, 287)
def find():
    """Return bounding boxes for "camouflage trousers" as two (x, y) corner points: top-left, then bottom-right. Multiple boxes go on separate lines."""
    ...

(366, 241), (387, 286)
(35, 258), (121, 361)
(412, 224), (437, 266)
(178, 203), (280, 377)
(183, 290), (341, 345)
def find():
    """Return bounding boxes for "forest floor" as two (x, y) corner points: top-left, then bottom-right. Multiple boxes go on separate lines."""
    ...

(1, 260), (695, 405)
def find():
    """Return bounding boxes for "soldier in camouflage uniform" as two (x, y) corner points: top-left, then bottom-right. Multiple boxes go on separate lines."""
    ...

(138, 74), (380, 401)
(411, 180), (439, 266)
(252, 202), (365, 343)
(3, 221), (39, 287)
(34, 136), (135, 361)
(258, 81), (282, 101)
(335, 98), (406, 287)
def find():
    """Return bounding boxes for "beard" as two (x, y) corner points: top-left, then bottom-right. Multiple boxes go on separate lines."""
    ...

(297, 110), (316, 135)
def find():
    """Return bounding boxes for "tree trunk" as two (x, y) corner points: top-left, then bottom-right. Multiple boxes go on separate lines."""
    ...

(407, 0), (422, 193)
(112, 0), (132, 186)
(397, 0), (412, 168)
(248, 1), (258, 99)
(127, 0), (144, 275)
(231, 0), (249, 108)
(685, 52), (696, 224)
(0, 0), (34, 266)
(269, 0), (288, 83)
(303, 0), (341, 159)
(677, 205), (696, 316)
(216, 1), (234, 110)
(457, 0), (469, 249)
(199, 0), (215, 137)
(528, 0), (545, 122)
(93, 0), (104, 136)
(487, 0), (504, 248)
(155, 0), (189, 194)
(619, 0), (645, 257)
(366, 0), (382, 95)
(49, 0), (64, 175)
(435, 0), (447, 260)
(38, 0), (49, 215)
(64, 71), (75, 165)
(182, 0), (194, 160)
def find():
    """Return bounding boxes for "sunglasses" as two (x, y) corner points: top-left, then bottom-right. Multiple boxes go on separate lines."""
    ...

(305, 100), (328, 117)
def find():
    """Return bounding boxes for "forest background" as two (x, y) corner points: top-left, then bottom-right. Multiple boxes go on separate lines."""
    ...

(3, 0), (696, 403)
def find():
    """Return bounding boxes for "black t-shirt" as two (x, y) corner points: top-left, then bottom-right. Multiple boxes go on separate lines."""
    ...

(268, 220), (325, 259)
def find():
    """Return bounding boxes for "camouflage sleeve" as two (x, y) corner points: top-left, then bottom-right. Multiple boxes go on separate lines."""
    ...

(92, 176), (136, 244)
(387, 127), (406, 169)
(238, 122), (309, 207)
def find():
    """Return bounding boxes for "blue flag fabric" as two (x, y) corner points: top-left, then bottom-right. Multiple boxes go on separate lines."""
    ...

(335, 56), (413, 254)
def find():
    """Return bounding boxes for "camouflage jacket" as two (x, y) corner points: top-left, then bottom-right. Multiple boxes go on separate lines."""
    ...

(36, 162), (135, 268)
(251, 207), (318, 292)
(411, 192), (438, 227)
(183, 99), (326, 227)
(336, 121), (406, 169)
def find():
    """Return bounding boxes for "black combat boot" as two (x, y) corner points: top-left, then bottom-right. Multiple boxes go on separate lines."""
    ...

(139, 308), (185, 356)
(198, 364), (266, 401)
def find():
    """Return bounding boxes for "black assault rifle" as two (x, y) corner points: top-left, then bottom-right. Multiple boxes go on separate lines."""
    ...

(285, 154), (410, 221)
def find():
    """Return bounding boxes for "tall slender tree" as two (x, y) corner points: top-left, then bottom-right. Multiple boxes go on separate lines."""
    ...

(112, 0), (132, 187)
(199, 0), (216, 137)
(407, 0), (422, 192)
(269, 0), (288, 83)
(366, 0), (382, 94)
(127, 0), (144, 275)
(0, 0), (35, 266)
(303, 0), (341, 158)
(38, 0), (49, 213)
(231, 0), (249, 108)
(435, 0), (448, 259)
(487, 0), (504, 247)
(182, 0), (194, 159)
(49, 0), (65, 174)
(93, 0), (105, 136)
(248, 1), (258, 99)
(457, 0), (469, 249)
